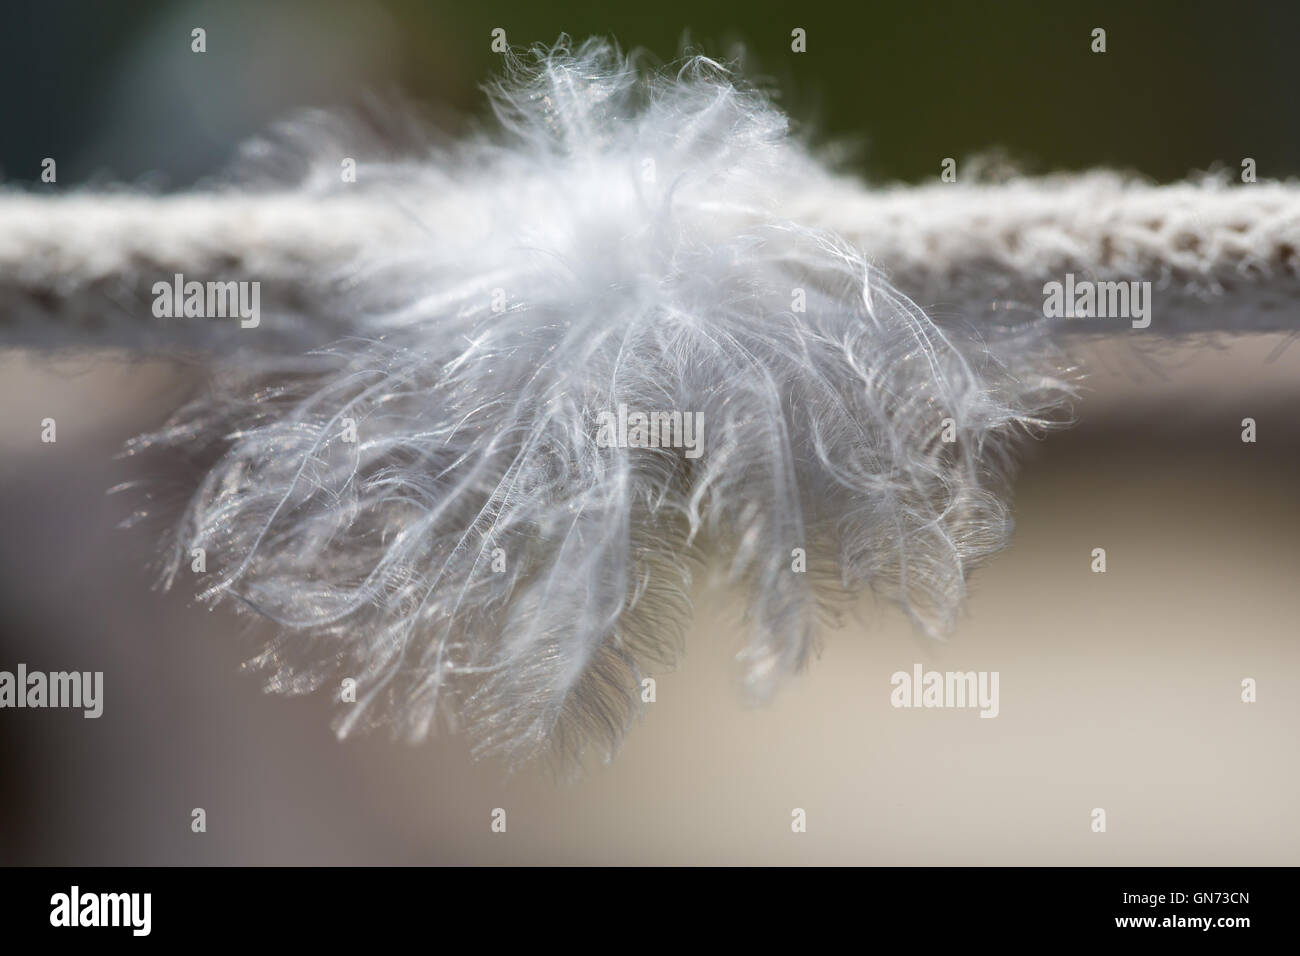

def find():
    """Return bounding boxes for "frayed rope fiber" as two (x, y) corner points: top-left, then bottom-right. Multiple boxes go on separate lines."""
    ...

(2, 38), (1295, 769)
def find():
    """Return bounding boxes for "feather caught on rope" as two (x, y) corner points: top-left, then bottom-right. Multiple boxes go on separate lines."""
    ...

(2, 37), (1295, 770)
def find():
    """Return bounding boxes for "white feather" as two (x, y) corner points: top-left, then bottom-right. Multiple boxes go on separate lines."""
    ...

(130, 37), (1075, 769)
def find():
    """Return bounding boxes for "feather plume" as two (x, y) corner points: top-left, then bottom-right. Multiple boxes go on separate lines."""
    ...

(126, 37), (1076, 769)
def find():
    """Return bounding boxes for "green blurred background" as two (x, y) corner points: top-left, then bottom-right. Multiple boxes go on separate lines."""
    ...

(5, 0), (1299, 187)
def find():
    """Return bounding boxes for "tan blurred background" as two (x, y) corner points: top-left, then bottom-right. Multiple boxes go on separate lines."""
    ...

(0, 334), (1296, 865)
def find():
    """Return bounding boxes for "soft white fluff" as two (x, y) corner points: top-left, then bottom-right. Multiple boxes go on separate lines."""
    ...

(133, 38), (1074, 769)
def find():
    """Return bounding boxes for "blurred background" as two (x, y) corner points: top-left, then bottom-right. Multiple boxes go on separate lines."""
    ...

(6, 0), (1300, 187)
(1, 0), (1297, 864)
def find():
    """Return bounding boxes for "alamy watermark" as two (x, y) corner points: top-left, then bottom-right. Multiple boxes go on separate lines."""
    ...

(1043, 273), (1151, 329)
(595, 403), (704, 459)
(0, 663), (103, 718)
(890, 664), (999, 718)
(152, 272), (260, 328)
(50, 886), (150, 936)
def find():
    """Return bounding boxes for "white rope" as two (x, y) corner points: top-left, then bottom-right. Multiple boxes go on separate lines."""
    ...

(3, 173), (1298, 351)
(813, 171), (1300, 334)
